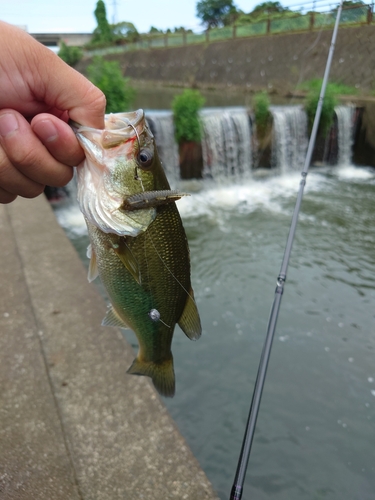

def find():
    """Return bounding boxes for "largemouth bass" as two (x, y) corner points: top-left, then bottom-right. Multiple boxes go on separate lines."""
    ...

(73, 110), (201, 397)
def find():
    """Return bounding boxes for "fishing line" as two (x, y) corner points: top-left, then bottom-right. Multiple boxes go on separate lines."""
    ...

(146, 230), (196, 304)
(140, 232), (172, 329)
(229, 2), (344, 499)
(124, 118), (187, 328)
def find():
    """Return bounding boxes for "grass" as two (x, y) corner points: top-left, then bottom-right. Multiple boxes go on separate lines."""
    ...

(298, 78), (358, 96)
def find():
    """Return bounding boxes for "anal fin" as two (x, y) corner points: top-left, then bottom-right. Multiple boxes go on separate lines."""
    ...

(102, 306), (130, 329)
(178, 288), (202, 340)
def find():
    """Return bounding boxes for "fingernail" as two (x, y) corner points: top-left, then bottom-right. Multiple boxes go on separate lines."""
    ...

(0, 113), (19, 138)
(33, 120), (58, 143)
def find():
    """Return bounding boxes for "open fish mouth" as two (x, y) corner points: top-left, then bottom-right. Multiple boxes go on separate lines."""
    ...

(72, 110), (146, 151)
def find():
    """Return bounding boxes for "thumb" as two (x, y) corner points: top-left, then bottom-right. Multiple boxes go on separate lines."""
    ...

(42, 60), (107, 129)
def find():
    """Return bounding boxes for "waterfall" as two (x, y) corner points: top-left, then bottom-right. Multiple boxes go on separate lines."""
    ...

(199, 107), (253, 180)
(270, 105), (308, 173)
(335, 105), (354, 166)
(145, 110), (180, 184)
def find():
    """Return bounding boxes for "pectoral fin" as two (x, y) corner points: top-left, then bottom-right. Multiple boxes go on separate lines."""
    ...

(102, 306), (130, 329)
(109, 238), (141, 284)
(178, 288), (202, 340)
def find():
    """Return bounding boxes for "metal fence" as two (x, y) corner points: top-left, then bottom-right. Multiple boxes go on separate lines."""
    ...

(86, 1), (373, 57)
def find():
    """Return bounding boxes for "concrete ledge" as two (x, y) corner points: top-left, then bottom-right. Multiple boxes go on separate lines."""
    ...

(0, 195), (218, 500)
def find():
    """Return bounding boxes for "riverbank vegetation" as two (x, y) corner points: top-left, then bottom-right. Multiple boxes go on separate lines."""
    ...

(83, 0), (369, 52)
(253, 91), (271, 135)
(301, 79), (357, 135)
(74, 0), (373, 52)
(172, 89), (205, 143)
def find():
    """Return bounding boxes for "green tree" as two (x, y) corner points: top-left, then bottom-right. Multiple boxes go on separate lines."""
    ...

(149, 26), (163, 33)
(112, 21), (139, 43)
(172, 89), (205, 143)
(251, 1), (288, 16)
(173, 26), (193, 33)
(196, 0), (238, 28)
(87, 57), (135, 113)
(58, 42), (83, 66)
(92, 0), (113, 44)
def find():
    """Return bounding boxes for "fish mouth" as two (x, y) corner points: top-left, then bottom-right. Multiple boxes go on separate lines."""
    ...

(71, 109), (147, 149)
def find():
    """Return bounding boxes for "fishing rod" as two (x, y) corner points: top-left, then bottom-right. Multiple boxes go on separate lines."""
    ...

(229, 2), (344, 498)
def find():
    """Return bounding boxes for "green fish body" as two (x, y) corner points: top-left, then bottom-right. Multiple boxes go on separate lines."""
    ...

(74, 110), (201, 397)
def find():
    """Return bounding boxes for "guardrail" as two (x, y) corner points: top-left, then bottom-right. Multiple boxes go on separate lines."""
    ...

(86, 2), (373, 57)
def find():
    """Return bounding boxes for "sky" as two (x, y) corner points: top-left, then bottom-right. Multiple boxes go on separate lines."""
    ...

(0, 0), (301, 34)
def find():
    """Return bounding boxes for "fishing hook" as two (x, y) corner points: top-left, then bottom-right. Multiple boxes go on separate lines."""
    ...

(122, 119), (142, 181)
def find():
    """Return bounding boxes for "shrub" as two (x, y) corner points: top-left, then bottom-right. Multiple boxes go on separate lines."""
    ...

(253, 91), (271, 133)
(58, 42), (83, 66)
(87, 57), (135, 113)
(305, 87), (338, 136)
(172, 89), (205, 143)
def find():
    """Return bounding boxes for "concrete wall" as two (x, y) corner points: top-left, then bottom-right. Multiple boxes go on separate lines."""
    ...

(76, 25), (375, 94)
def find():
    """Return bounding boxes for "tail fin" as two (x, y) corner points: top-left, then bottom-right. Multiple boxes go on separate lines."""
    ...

(127, 357), (175, 397)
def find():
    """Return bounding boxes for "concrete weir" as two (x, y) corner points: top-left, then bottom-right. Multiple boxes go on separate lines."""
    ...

(0, 195), (218, 500)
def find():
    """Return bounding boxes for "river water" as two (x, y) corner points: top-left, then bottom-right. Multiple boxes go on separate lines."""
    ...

(54, 163), (375, 500)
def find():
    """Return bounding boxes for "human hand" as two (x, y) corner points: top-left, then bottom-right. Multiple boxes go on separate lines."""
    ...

(0, 21), (106, 204)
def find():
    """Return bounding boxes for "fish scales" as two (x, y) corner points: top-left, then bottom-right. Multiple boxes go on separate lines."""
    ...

(74, 110), (201, 397)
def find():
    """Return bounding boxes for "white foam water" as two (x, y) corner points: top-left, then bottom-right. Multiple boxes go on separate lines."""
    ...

(177, 170), (330, 220)
(335, 164), (375, 181)
(335, 104), (354, 166)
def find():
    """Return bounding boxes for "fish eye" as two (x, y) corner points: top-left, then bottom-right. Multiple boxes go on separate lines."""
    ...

(137, 148), (153, 169)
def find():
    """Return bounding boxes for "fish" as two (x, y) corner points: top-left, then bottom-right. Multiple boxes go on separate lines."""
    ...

(73, 110), (201, 397)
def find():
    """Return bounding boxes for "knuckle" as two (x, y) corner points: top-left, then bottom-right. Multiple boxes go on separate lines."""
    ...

(0, 191), (17, 204)
(11, 147), (39, 169)
(60, 167), (74, 186)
